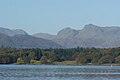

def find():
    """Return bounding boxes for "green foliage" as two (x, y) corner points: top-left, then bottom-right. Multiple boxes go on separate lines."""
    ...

(0, 54), (16, 64)
(75, 53), (87, 65)
(115, 56), (120, 63)
(99, 55), (114, 64)
(30, 60), (40, 64)
(23, 56), (30, 64)
(40, 56), (47, 64)
(16, 58), (25, 64)
(91, 58), (99, 64)
(0, 47), (120, 65)
(28, 52), (36, 60)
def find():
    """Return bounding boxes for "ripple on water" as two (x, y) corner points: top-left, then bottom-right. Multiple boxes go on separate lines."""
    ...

(0, 65), (120, 80)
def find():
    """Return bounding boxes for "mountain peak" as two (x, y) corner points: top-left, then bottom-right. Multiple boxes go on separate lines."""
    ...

(0, 27), (28, 36)
(82, 24), (102, 33)
(12, 29), (28, 36)
(57, 27), (79, 38)
(33, 33), (56, 40)
(63, 27), (73, 30)
(84, 24), (100, 29)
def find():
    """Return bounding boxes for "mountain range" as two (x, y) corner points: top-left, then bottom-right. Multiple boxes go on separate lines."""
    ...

(33, 24), (120, 48)
(0, 24), (120, 48)
(0, 27), (61, 48)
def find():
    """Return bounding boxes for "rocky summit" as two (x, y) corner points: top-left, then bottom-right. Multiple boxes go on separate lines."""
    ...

(33, 24), (120, 48)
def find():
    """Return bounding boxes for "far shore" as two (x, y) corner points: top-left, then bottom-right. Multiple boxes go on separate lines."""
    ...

(12, 61), (120, 66)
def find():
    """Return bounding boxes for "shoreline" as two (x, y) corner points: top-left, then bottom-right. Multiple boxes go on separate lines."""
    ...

(8, 62), (120, 66)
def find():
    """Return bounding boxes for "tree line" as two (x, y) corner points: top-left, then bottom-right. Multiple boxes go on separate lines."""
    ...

(0, 47), (120, 65)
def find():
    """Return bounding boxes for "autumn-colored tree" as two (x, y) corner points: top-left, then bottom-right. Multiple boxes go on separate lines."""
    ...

(40, 56), (47, 64)
(115, 55), (120, 63)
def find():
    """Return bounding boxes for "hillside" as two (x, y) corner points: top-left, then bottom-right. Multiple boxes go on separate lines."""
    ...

(0, 27), (62, 48)
(33, 24), (120, 48)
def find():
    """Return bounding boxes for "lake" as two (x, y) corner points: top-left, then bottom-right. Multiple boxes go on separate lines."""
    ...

(0, 65), (120, 80)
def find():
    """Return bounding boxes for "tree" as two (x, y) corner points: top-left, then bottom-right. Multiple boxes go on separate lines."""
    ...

(23, 56), (30, 64)
(91, 58), (99, 64)
(99, 55), (114, 64)
(115, 55), (120, 63)
(28, 52), (36, 60)
(17, 58), (25, 64)
(75, 53), (87, 65)
(40, 56), (47, 64)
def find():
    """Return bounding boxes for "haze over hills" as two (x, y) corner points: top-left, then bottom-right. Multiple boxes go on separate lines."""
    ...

(1, 24), (120, 48)
(33, 33), (56, 40)
(0, 27), (62, 48)
(0, 27), (28, 36)
(33, 24), (120, 48)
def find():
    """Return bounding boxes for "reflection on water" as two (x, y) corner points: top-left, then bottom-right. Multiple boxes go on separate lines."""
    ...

(0, 65), (120, 80)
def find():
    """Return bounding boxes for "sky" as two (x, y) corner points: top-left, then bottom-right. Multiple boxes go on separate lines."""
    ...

(0, 0), (120, 35)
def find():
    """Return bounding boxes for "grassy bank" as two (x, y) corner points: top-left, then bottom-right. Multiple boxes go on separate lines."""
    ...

(15, 60), (120, 66)
(53, 61), (76, 65)
(102, 64), (120, 66)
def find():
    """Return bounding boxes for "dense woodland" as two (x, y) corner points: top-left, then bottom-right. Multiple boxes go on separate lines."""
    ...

(0, 46), (120, 65)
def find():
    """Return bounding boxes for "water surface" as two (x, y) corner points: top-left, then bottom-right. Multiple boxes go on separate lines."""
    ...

(0, 65), (120, 80)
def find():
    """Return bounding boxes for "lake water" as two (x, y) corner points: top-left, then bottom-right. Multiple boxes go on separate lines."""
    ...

(0, 65), (120, 80)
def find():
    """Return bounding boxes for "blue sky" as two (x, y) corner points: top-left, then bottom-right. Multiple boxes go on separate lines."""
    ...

(0, 0), (120, 35)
